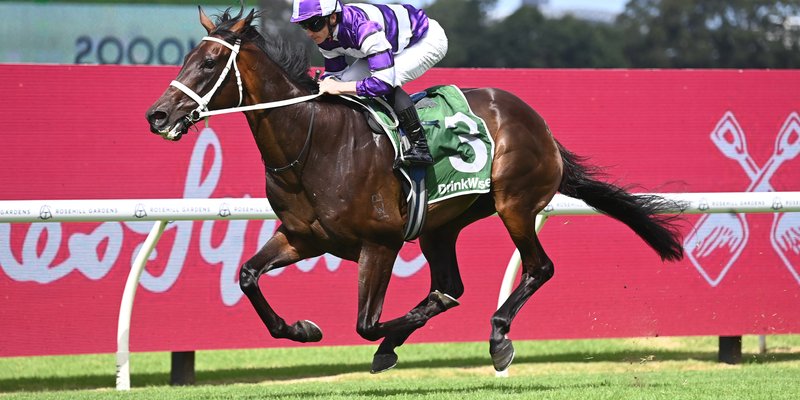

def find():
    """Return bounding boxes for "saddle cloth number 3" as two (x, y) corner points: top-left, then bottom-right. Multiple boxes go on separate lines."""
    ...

(445, 112), (488, 173)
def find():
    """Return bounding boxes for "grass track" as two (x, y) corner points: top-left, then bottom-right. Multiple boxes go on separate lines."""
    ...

(1, 335), (799, 399)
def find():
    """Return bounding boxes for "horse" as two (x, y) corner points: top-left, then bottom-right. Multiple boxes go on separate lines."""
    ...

(146, 7), (685, 374)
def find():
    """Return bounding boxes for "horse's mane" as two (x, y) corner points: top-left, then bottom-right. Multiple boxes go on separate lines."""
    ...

(211, 8), (318, 92)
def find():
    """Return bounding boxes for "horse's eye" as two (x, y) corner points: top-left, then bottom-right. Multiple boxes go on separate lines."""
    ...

(202, 58), (216, 69)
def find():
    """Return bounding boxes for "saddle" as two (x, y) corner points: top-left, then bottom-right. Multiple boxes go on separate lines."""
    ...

(362, 92), (437, 136)
(344, 85), (495, 241)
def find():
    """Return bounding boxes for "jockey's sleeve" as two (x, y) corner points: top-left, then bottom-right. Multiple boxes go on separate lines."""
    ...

(355, 23), (396, 97)
(356, 50), (394, 97)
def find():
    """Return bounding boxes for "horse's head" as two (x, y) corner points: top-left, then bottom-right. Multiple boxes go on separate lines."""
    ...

(146, 6), (256, 140)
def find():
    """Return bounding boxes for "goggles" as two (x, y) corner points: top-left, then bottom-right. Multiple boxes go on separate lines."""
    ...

(299, 16), (327, 32)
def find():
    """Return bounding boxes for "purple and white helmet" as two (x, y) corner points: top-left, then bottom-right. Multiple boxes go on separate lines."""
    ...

(290, 0), (342, 22)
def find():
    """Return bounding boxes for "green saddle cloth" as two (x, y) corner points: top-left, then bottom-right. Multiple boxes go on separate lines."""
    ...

(371, 85), (495, 203)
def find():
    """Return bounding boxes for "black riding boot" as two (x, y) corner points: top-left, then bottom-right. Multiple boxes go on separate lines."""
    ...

(396, 106), (434, 167)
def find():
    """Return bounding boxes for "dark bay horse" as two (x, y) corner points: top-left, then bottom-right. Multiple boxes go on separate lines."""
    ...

(146, 7), (684, 373)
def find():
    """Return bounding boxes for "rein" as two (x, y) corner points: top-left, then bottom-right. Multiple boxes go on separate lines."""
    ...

(169, 36), (324, 123)
(266, 106), (315, 174)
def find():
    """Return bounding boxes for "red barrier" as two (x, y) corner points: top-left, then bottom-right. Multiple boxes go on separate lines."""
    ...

(1, 65), (799, 357)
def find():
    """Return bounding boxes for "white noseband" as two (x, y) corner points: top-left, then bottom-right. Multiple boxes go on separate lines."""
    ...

(169, 36), (243, 122)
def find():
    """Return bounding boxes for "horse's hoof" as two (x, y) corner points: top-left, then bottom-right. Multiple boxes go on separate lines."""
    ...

(293, 320), (323, 342)
(429, 290), (460, 310)
(371, 352), (398, 374)
(490, 337), (515, 372)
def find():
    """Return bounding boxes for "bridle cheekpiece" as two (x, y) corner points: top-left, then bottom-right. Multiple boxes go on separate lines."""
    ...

(169, 36), (244, 124)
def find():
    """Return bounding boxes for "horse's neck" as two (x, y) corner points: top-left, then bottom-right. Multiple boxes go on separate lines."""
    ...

(238, 61), (384, 201)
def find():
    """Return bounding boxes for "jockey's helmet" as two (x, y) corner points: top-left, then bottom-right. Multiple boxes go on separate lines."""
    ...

(290, 0), (342, 23)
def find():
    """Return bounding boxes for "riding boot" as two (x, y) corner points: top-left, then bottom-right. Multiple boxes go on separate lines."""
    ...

(396, 106), (434, 168)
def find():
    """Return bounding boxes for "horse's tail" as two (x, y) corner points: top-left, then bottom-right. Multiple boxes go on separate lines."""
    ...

(556, 142), (684, 261)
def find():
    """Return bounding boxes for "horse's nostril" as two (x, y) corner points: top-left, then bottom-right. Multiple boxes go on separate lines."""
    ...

(147, 110), (168, 124)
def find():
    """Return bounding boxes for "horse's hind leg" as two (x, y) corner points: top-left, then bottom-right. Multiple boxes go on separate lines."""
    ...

(490, 208), (554, 372)
(239, 226), (324, 342)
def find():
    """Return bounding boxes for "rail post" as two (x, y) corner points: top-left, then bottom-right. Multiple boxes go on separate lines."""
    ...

(116, 220), (168, 391)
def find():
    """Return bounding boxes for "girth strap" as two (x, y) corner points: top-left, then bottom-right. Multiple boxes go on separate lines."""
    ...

(403, 166), (428, 241)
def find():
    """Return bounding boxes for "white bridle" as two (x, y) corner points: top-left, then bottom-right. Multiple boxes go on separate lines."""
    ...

(168, 36), (322, 123)
(164, 35), (398, 144)
(170, 36), (244, 122)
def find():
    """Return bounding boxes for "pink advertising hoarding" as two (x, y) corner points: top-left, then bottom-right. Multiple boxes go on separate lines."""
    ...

(1, 65), (798, 357)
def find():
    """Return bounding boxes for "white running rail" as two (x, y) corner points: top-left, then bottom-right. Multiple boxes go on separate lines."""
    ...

(0, 198), (276, 390)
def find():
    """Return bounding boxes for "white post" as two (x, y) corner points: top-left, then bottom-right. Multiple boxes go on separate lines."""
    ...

(116, 220), (168, 391)
(495, 214), (548, 377)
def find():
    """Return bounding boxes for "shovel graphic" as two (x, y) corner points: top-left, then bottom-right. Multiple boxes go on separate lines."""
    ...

(685, 112), (800, 286)
(685, 212), (748, 286)
(684, 113), (754, 286)
(772, 212), (800, 284)
(768, 113), (800, 284)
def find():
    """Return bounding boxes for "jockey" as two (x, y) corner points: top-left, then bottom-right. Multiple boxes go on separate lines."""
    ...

(290, 0), (449, 167)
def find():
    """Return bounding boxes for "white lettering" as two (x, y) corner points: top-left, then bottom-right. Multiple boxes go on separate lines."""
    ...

(444, 112), (488, 173)
(392, 253), (427, 278)
(0, 223), (66, 283)
(438, 177), (492, 195)
(0, 127), (428, 305)
(0, 221), (122, 283)
(201, 217), (248, 306)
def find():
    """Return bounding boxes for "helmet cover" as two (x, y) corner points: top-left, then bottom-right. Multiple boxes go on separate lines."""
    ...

(291, 0), (342, 23)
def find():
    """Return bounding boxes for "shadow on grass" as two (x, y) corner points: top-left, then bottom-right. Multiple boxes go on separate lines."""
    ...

(1, 348), (798, 393)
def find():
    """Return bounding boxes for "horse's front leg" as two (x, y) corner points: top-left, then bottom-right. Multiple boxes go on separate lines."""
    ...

(371, 225), (465, 373)
(368, 290), (459, 373)
(240, 226), (323, 342)
(355, 241), (455, 372)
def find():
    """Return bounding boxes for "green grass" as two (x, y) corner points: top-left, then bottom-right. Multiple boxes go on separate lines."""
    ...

(1, 336), (799, 399)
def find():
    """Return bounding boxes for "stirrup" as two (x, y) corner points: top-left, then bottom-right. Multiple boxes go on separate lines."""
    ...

(405, 153), (434, 166)
(393, 153), (433, 169)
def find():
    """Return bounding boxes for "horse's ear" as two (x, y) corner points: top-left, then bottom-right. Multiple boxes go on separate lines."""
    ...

(230, 9), (256, 33)
(199, 6), (216, 33)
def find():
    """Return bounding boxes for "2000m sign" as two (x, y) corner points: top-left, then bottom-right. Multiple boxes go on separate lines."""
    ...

(75, 35), (197, 65)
